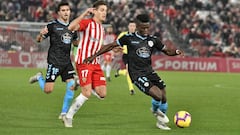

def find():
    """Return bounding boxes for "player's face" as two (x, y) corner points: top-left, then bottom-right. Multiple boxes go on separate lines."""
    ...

(128, 23), (136, 33)
(137, 23), (150, 36)
(58, 5), (71, 22)
(93, 5), (107, 23)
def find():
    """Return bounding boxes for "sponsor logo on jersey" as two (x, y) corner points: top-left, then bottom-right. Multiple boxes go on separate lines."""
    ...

(131, 41), (140, 44)
(56, 28), (64, 30)
(148, 40), (154, 47)
(136, 47), (150, 58)
(62, 32), (72, 44)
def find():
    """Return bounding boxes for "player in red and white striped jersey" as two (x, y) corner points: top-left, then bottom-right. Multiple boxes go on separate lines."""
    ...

(62, 1), (108, 128)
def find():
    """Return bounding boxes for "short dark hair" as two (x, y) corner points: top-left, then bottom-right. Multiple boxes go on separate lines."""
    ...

(56, 2), (69, 13)
(129, 19), (135, 24)
(136, 14), (150, 23)
(93, 0), (107, 8)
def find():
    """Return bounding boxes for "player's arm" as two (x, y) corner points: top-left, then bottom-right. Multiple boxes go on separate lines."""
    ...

(72, 39), (79, 47)
(155, 38), (184, 57)
(83, 41), (119, 64)
(36, 26), (48, 42)
(68, 8), (95, 31)
(162, 46), (184, 57)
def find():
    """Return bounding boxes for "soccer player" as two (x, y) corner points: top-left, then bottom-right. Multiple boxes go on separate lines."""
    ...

(102, 25), (117, 81)
(62, 1), (108, 128)
(83, 14), (184, 130)
(29, 2), (79, 119)
(115, 20), (136, 95)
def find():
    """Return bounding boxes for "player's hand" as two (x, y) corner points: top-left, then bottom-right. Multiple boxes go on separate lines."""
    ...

(176, 49), (185, 57)
(40, 26), (48, 35)
(83, 8), (96, 17)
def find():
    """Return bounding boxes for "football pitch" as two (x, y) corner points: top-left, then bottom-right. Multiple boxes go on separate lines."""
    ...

(0, 68), (239, 135)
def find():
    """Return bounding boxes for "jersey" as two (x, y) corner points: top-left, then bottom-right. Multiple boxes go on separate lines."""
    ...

(44, 19), (78, 65)
(118, 31), (128, 54)
(116, 32), (165, 80)
(75, 18), (104, 65)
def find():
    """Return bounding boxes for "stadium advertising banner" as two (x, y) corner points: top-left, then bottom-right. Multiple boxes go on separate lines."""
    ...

(0, 51), (47, 68)
(151, 56), (240, 73)
(1, 51), (240, 73)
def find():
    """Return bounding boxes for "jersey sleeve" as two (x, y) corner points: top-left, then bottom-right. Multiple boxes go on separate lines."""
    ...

(116, 35), (129, 47)
(78, 19), (91, 31)
(44, 24), (52, 38)
(154, 37), (165, 51)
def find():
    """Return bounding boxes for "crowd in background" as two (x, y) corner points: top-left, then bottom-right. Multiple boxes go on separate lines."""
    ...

(1, 0), (240, 58)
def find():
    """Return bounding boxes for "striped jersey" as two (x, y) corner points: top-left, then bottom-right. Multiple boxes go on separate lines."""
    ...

(75, 18), (104, 64)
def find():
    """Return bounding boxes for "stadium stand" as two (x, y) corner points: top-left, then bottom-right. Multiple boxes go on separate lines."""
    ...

(0, 0), (240, 57)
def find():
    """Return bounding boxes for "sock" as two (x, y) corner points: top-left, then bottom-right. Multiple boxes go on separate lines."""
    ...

(151, 98), (161, 112)
(66, 93), (88, 119)
(91, 90), (104, 100)
(106, 65), (111, 78)
(159, 102), (168, 114)
(119, 69), (127, 75)
(61, 80), (75, 114)
(101, 65), (105, 71)
(126, 74), (134, 91)
(38, 75), (45, 91)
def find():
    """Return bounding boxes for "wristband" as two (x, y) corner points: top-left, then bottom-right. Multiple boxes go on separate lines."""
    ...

(176, 49), (180, 55)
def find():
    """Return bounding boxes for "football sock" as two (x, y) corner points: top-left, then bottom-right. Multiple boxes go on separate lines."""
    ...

(38, 75), (45, 91)
(151, 99), (160, 112)
(126, 74), (134, 91)
(101, 65), (105, 71)
(106, 65), (111, 78)
(61, 80), (75, 114)
(159, 102), (168, 114)
(119, 69), (127, 75)
(66, 93), (88, 119)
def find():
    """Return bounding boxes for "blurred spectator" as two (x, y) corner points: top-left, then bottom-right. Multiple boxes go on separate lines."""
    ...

(223, 42), (239, 57)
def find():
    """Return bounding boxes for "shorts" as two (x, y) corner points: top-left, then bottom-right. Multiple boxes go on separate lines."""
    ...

(132, 72), (166, 95)
(122, 54), (128, 65)
(45, 63), (75, 82)
(76, 64), (106, 89)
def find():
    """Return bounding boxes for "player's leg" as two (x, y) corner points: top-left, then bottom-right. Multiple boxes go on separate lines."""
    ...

(63, 64), (92, 127)
(105, 63), (111, 82)
(92, 64), (107, 98)
(133, 75), (170, 130)
(29, 72), (45, 91)
(59, 79), (75, 119)
(126, 73), (135, 95)
(59, 65), (77, 119)
(159, 89), (168, 114)
(43, 64), (60, 94)
(150, 74), (170, 130)
(29, 64), (57, 93)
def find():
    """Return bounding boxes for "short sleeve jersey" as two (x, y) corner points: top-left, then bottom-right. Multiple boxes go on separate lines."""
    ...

(75, 19), (104, 65)
(44, 19), (78, 65)
(116, 32), (165, 79)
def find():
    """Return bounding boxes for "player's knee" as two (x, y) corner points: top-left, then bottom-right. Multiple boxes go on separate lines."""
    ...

(67, 79), (75, 91)
(44, 89), (53, 94)
(153, 95), (161, 101)
(95, 89), (106, 99)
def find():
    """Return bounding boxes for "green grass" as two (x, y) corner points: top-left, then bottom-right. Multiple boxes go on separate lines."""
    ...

(0, 68), (240, 135)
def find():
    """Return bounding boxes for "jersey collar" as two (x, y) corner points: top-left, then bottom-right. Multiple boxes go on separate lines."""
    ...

(57, 19), (69, 26)
(135, 32), (147, 40)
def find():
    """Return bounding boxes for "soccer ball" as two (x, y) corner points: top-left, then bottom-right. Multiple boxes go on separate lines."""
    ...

(174, 111), (191, 128)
